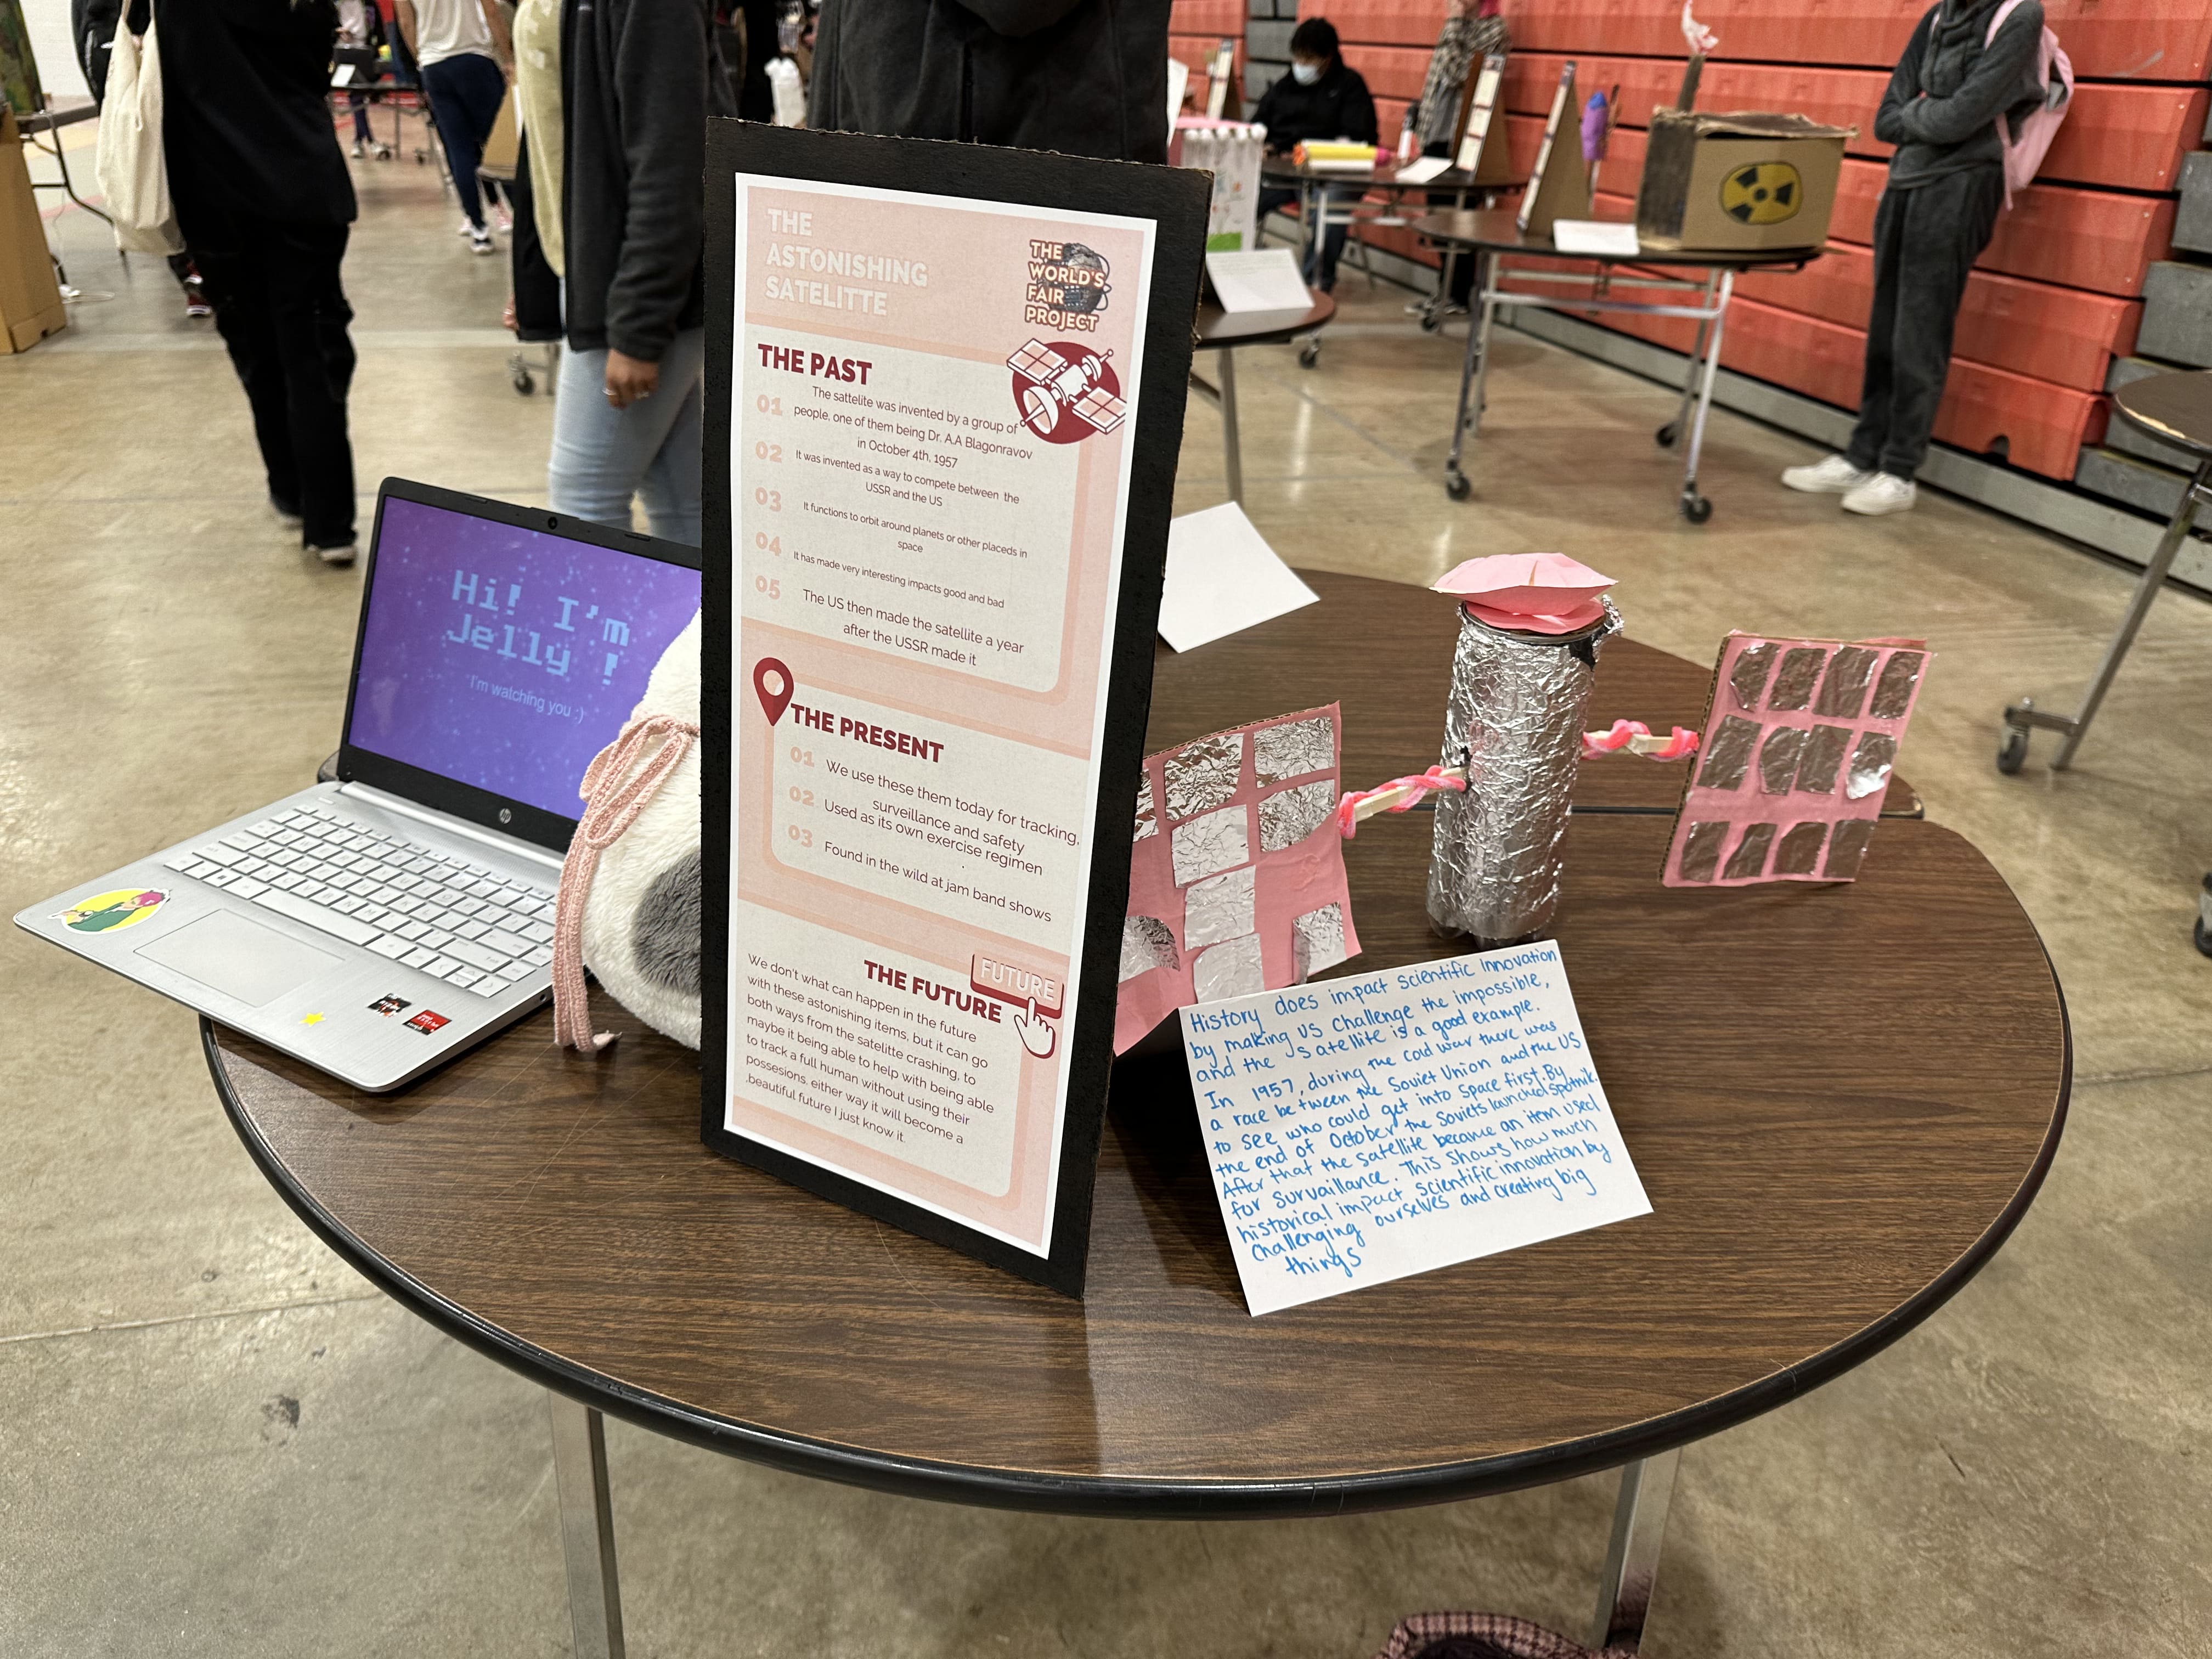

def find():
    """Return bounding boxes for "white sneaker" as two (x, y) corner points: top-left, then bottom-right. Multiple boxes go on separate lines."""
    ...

(490, 204), (513, 234)
(1842, 472), (1917, 516)
(350, 140), (366, 159)
(470, 229), (496, 256)
(457, 216), (476, 238)
(313, 542), (359, 567)
(1781, 454), (1874, 494)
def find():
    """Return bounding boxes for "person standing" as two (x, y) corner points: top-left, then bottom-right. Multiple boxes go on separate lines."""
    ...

(1251, 18), (1379, 292)
(159, 0), (361, 563)
(1416, 0), (1509, 309)
(1781, 0), (2046, 516)
(396, 0), (512, 254)
(552, 0), (736, 546)
(809, 0), (1169, 160)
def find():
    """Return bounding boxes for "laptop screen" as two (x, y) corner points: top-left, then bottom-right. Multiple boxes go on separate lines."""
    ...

(348, 496), (703, 821)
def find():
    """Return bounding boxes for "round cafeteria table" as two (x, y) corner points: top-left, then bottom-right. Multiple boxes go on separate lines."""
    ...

(205, 573), (2061, 1657)
(1192, 293), (1336, 506)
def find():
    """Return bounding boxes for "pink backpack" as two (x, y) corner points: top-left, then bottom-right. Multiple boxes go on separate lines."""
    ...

(1987, 0), (2073, 206)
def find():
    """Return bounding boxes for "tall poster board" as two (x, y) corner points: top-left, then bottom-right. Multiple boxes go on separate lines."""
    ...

(702, 124), (1209, 1295)
(1516, 61), (1590, 239)
(1452, 54), (1513, 185)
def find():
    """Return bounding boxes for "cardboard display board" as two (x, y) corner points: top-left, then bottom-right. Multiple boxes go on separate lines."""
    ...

(701, 123), (1208, 1295)
(1452, 54), (1514, 186)
(0, 110), (63, 354)
(1516, 62), (1590, 240)
(1205, 38), (1241, 121)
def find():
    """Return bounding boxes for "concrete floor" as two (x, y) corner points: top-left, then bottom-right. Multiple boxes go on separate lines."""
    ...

(3, 120), (2209, 1657)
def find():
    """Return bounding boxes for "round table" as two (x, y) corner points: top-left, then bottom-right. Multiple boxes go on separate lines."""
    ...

(205, 574), (2062, 1654)
(1190, 294), (1336, 504)
(1410, 209), (1821, 521)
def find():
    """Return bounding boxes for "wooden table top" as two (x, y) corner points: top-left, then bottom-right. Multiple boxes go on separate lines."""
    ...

(1411, 209), (1823, 271)
(2111, 369), (2212, 460)
(1150, 571), (1919, 817)
(1194, 293), (1336, 349)
(208, 814), (2060, 1513)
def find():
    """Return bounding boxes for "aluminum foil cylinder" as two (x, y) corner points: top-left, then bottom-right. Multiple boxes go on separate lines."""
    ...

(1427, 599), (1622, 944)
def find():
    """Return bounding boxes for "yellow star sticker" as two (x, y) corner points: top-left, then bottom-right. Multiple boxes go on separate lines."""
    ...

(300, 1012), (325, 1026)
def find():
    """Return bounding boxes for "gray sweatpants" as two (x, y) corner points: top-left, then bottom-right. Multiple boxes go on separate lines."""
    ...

(1846, 165), (2006, 481)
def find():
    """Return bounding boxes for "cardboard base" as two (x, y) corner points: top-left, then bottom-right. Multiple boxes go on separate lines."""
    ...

(0, 110), (66, 355)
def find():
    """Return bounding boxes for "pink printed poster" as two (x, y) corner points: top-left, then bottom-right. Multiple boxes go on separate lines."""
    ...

(699, 129), (1210, 1294)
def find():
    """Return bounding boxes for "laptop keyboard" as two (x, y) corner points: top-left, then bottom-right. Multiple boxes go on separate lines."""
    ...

(162, 803), (556, 998)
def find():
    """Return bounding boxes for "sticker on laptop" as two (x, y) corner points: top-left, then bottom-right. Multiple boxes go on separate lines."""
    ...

(368, 995), (413, 1018)
(56, 888), (169, 934)
(404, 1009), (450, 1037)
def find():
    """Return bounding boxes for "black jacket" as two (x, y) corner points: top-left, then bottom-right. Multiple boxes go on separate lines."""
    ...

(563, 0), (738, 360)
(156, 0), (356, 231)
(808, 0), (1171, 164)
(1250, 59), (1378, 153)
(1874, 0), (2045, 190)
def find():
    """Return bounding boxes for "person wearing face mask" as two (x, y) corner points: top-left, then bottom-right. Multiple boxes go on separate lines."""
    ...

(1251, 16), (1377, 292)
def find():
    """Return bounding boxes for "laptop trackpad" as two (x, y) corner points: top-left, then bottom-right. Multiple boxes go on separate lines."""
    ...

(136, 911), (343, 1007)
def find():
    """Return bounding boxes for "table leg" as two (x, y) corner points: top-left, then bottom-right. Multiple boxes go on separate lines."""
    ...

(1444, 252), (1496, 501)
(549, 1393), (628, 1659)
(1217, 347), (1244, 505)
(1659, 271), (1718, 451)
(1590, 1448), (1680, 1654)
(1676, 270), (1733, 525)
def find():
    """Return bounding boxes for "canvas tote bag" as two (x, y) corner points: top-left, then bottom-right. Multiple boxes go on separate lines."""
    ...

(95, 10), (184, 255)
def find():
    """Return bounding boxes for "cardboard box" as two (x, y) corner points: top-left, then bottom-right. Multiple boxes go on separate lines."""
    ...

(1634, 110), (1852, 254)
(0, 108), (65, 353)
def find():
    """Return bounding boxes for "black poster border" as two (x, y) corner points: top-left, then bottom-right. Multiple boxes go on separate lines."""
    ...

(700, 122), (1209, 1297)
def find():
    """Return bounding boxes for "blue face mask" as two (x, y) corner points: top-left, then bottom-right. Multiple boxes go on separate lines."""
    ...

(1291, 60), (1323, 85)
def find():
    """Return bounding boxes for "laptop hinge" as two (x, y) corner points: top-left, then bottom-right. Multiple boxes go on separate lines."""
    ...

(336, 782), (567, 873)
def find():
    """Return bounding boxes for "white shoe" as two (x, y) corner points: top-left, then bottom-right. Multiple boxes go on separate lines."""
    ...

(350, 140), (366, 159)
(470, 229), (496, 256)
(313, 542), (359, 567)
(490, 205), (513, 233)
(1781, 454), (1874, 494)
(270, 496), (303, 528)
(1842, 472), (1917, 516)
(456, 216), (477, 238)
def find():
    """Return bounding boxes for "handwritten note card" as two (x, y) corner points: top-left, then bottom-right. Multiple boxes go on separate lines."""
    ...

(1178, 943), (1650, 1315)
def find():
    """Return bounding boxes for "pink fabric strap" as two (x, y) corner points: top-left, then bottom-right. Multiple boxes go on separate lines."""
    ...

(552, 714), (699, 1053)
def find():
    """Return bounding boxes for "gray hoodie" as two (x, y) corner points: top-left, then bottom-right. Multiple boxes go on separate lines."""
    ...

(1874, 0), (2047, 191)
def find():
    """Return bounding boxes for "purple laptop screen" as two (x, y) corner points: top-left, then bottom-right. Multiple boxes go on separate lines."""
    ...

(349, 496), (701, 820)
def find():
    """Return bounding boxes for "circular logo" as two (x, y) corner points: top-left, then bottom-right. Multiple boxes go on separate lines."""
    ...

(1049, 242), (1110, 314)
(58, 887), (169, 933)
(1008, 343), (1122, 445)
(1720, 162), (1803, 225)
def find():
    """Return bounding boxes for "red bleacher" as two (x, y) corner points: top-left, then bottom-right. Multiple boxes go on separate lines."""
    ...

(1300, 0), (2208, 479)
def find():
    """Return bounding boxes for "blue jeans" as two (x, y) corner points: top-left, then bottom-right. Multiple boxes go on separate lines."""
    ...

(548, 326), (706, 546)
(421, 52), (505, 230)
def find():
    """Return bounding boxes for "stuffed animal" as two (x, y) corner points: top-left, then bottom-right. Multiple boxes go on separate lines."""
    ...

(553, 612), (703, 1051)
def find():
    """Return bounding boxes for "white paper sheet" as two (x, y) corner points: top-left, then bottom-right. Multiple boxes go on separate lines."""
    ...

(1158, 503), (1318, 652)
(1205, 248), (1313, 314)
(1551, 219), (1641, 257)
(1181, 942), (1651, 1316)
(1392, 155), (1451, 185)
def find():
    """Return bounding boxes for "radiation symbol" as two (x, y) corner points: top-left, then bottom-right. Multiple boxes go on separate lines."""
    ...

(1720, 161), (1803, 225)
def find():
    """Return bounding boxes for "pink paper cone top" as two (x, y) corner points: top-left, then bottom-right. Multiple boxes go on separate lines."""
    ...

(1432, 553), (1616, 635)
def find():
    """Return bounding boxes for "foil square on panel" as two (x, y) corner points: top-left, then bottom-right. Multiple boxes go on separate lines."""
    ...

(1164, 731), (1245, 821)
(1171, 804), (1251, 887)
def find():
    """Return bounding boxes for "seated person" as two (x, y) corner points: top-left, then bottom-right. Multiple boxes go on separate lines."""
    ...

(1252, 17), (1378, 292)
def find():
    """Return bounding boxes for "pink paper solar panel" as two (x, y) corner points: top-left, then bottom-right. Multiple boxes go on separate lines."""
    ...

(1663, 634), (1930, 888)
(1114, 703), (1361, 1052)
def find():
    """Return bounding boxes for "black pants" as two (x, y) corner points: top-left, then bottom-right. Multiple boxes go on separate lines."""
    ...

(506, 143), (562, 343)
(422, 52), (506, 229)
(1257, 184), (1354, 291)
(189, 214), (358, 549)
(1846, 166), (2005, 480)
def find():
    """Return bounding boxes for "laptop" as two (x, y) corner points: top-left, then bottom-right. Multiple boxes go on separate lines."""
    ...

(16, 479), (704, 1092)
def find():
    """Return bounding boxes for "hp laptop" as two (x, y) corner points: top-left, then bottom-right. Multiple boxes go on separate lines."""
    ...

(16, 479), (703, 1091)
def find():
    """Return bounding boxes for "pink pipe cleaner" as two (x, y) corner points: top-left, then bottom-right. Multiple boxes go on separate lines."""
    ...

(1581, 720), (1700, 760)
(1335, 765), (1468, 837)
